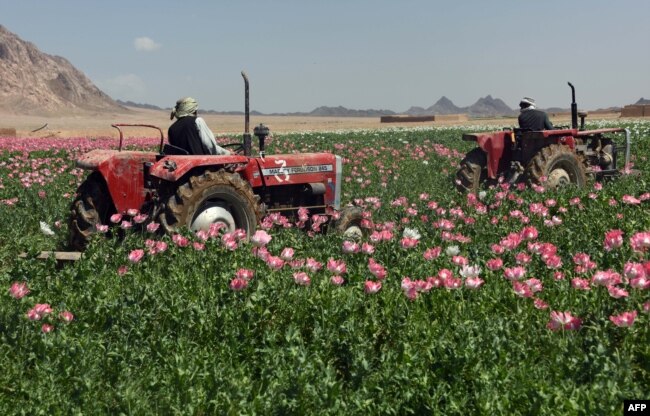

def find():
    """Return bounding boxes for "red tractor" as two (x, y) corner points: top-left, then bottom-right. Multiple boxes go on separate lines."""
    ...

(456, 82), (631, 193)
(69, 72), (361, 250)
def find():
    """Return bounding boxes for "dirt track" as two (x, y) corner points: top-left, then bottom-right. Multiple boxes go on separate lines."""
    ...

(0, 107), (623, 138)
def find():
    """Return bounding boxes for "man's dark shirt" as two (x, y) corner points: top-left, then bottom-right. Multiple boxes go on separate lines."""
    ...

(518, 109), (554, 131)
(168, 116), (211, 155)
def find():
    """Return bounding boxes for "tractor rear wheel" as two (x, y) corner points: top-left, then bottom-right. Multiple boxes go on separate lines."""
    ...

(69, 172), (115, 250)
(455, 148), (488, 193)
(331, 206), (364, 239)
(525, 144), (587, 189)
(160, 170), (261, 237)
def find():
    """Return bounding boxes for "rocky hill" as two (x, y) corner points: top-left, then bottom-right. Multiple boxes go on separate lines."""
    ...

(405, 95), (516, 117)
(636, 98), (650, 105)
(0, 25), (126, 115)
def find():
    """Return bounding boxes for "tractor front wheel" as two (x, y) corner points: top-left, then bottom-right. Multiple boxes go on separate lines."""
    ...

(331, 206), (364, 239)
(68, 172), (115, 250)
(455, 148), (488, 194)
(160, 170), (261, 237)
(525, 144), (587, 189)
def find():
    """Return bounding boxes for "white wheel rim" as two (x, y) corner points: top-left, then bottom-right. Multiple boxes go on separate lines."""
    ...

(547, 168), (571, 188)
(343, 225), (363, 239)
(191, 204), (236, 232)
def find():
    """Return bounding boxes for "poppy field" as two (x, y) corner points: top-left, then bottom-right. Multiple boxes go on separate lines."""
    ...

(1, 120), (650, 414)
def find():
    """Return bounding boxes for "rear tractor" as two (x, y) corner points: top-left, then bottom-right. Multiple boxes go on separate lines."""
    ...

(456, 82), (631, 193)
(69, 72), (362, 250)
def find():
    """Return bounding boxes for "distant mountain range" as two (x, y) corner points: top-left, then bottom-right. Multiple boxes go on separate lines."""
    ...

(118, 96), (521, 118)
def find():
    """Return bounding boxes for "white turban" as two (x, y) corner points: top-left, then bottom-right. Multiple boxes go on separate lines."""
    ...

(519, 97), (536, 110)
(170, 97), (199, 120)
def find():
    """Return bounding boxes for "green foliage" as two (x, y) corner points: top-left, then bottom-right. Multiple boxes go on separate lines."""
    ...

(0, 121), (649, 414)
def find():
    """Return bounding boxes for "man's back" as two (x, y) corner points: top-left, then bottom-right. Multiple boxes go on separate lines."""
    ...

(518, 109), (553, 131)
(168, 116), (211, 155)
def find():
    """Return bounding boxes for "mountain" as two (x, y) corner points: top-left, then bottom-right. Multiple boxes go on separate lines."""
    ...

(466, 95), (516, 117)
(427, 96), (463, 115)
(116, 100), (164, 111)
(636, 98), (650, 105)
(0, 25), (126, 115)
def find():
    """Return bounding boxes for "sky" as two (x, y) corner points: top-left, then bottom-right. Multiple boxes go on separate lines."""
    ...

(1, 0), (649, 113)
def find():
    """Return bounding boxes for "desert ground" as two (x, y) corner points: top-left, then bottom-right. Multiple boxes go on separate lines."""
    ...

(0, 107), (625, 138)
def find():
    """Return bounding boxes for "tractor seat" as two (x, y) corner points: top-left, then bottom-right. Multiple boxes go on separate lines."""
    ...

(162, 144), (189, 156)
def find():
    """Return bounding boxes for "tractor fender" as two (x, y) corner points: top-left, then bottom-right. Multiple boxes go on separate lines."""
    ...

(462, 131), (509, 179)
(149, 155), (252, 182)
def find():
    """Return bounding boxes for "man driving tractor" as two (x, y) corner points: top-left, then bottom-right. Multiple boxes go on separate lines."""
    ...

(168, 97), (231, 155)
(517, 97), (554, 131)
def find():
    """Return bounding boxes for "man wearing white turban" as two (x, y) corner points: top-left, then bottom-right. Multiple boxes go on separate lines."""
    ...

(518, 97), (553, 131)
(168, 97), (230, 155)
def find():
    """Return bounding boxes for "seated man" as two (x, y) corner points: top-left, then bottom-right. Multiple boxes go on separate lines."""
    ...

(517, 97), (553, 131)
(168, 97), (230, 155)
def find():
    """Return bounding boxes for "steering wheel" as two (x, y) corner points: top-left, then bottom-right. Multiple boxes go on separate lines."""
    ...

(222, 142), (245, 155)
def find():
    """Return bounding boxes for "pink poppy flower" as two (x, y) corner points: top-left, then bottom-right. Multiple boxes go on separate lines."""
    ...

(609, 310), (637, 327)
(554, 271), (565, 280)
(630, 232), (650, 253)
(515, 252), (532, 265)
(444, 276), (462, 289)
(622, 195), (641, 205)
(118, 265), (129, 276)
(9, 282), (30, 299)
(146, 222), (160, 233)
(341, 241), (360, 254)
(533, 298), (549, 310)
(525, 278), (543, 293)
(544, 255), (563, 270)
(504, 266), (526, 281)
(465, 277), (484, 289)
(305, 258), (323, 272)
(59, 311), (74, 323)
(591, 270), (621, 287)
(327, 258), (347, 275)
(423, 247), (441, 260)
(361, 243), (375, 255)
(630, 276), (650, 290)
(253, 246), (270, 261)
(133, 214), (148, 224)
(27, 303), (53, 321)
(603, 229), (624, 251)
(95, 224), (109, 233)
(280, 247), (295, 261)
(571, 278), (590, 290)
(330, 275), (345, 286)
(128, 249), (145, 263)
(608, 286), (629, 299)
(236, 269), (255, 281)
(547, 311), (582, 331)
(230, 277), (248, 291)
(520, 226), (539, 240)
(192, 242), (205, 251)
(452, 255), (469, 267)
(623, 262), (645, 280)
(486, 258), (503, 271)
(513, 281), (533, 298)
(491, 244), (505, 255)
(120, 220), (133, 230)
(368, 258), (387, 280)
(400, 237), (419, 249)
(127, 208), (139, 216)
(172, 234), (190, 247)
(364, 280), (382, 294)
(110, 213), (122, 223)
(644, 302), (650, 313)
(266, 256), (285, 270)
(293, 272), (311, 286)
(251, 230), (272, 247)
(41, 323), (54, 334)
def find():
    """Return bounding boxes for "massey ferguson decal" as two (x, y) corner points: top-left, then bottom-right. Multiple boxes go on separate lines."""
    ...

(261, 163), (334, 179)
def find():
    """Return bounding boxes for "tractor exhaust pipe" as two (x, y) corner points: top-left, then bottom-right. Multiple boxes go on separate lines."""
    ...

(241, 71), (252, 156)
(568, 82), (578, 130)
